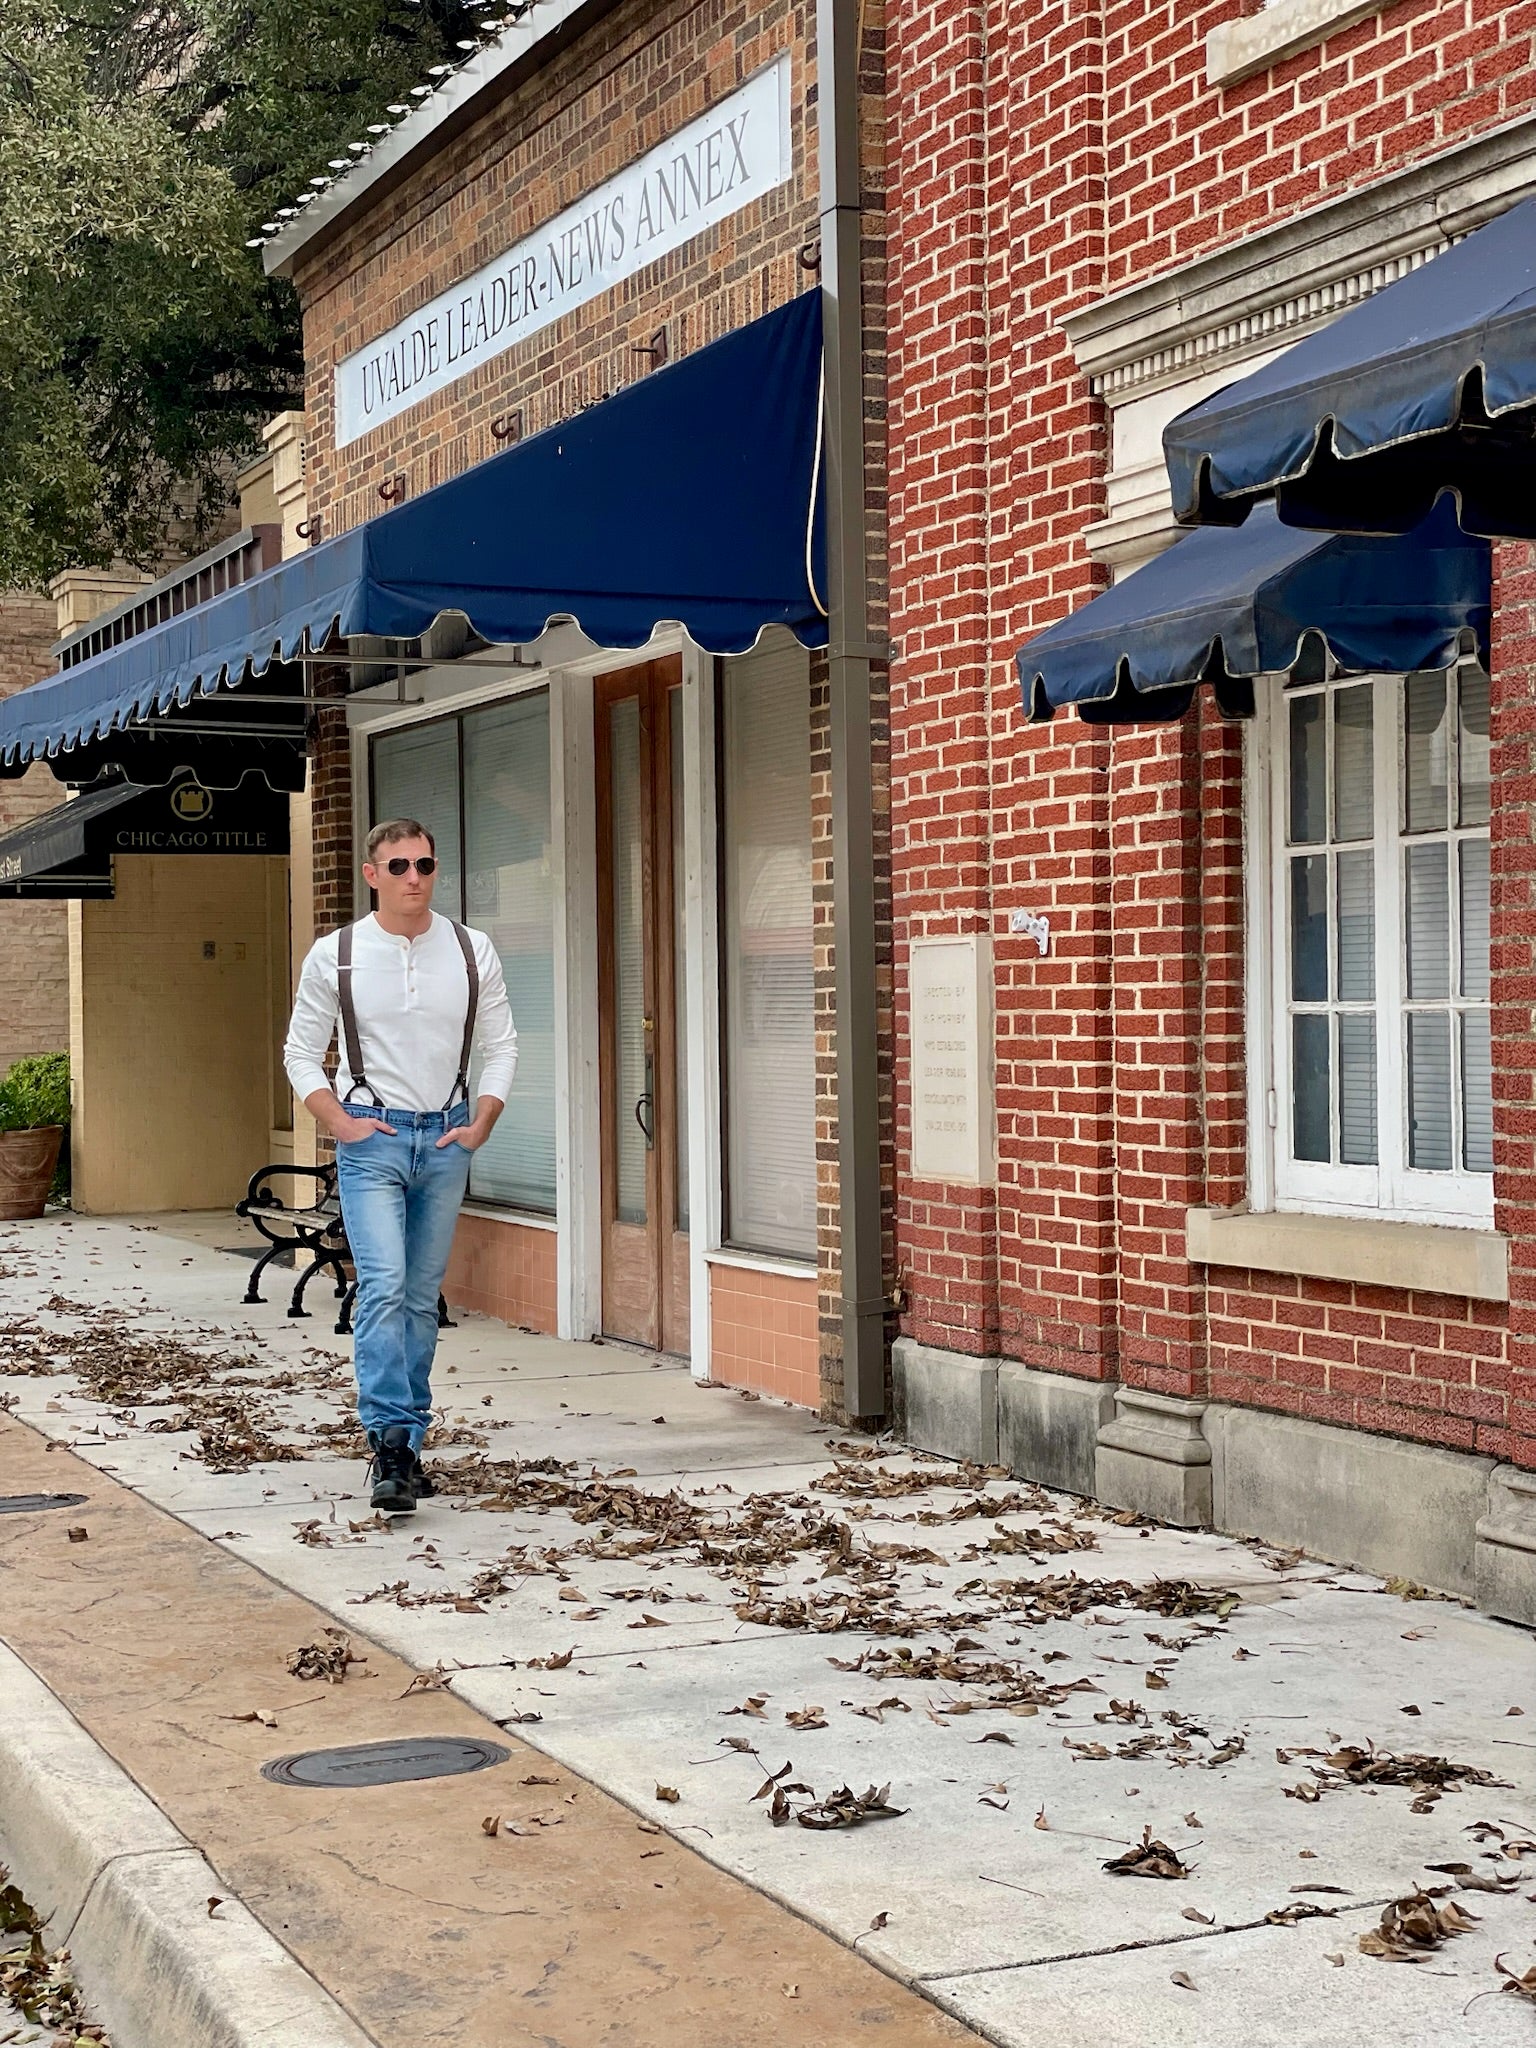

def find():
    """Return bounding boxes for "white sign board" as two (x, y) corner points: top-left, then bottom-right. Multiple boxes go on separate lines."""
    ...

(910, 936), (995, 1186)
(334, 56), (792, 446)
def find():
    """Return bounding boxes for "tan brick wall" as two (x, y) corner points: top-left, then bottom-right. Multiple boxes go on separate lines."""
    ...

(0, 594), (68, 1075)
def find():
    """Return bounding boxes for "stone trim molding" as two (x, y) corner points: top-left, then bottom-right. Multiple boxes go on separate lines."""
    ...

(1186, 1206), (1510, 1302)
(1062, 111), (1536, 407)
(1207, 0), (1398, 90)
(892, 1339), (1534, 1621)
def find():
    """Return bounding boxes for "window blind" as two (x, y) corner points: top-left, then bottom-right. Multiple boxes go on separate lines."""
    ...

(371, 720), (463, 916)
(461, 692), (557, 1213)
(720, 639), (816, 1260)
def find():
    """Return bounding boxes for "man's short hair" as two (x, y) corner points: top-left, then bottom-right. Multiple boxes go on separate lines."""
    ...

(365, 818), (436, 864)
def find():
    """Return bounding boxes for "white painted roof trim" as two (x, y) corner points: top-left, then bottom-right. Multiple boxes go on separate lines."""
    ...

(262, 0), (597, 279)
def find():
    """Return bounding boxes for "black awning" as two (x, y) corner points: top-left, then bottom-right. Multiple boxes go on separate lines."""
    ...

(1163, 197), (1536, 537)
(1017, 501), (1489, 725)
(0, 771), (290, 898)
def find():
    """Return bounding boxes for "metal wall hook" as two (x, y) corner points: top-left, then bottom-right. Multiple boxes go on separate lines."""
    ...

(490, 411), (523, 443)
(798, 237), (822, 271)
(377, 474), (407, 504)
(295, 517), (322, 544)
(631, 326), (669, 368)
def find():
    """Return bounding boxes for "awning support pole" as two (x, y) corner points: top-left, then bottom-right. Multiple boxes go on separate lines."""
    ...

(818, 0), (885, 1420)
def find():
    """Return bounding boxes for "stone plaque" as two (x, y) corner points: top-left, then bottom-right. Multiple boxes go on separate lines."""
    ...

(910, 935), (994, 1186)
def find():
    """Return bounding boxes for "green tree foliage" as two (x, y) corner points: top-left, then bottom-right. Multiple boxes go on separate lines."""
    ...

(0, 0), (479, 586)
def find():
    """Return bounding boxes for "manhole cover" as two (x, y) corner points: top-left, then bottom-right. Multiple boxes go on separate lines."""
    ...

(0, 1493), (89, 1515)
(261, 1735), (510, 1789)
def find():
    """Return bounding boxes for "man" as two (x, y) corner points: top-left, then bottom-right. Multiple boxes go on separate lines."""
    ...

(283, 819), (518, 1513)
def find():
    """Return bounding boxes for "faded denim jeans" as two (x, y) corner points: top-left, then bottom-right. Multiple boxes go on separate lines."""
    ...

(335, 1101), (472, 1448)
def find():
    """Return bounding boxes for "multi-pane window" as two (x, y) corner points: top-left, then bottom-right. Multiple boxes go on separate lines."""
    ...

(370, 690), (557, 1215)
(1270, 664), (1492, 1223)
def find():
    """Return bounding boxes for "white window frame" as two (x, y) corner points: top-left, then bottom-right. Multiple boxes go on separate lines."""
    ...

(1248, 664), (1493, 1230)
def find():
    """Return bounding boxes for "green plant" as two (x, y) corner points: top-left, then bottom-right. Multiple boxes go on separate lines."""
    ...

(0, 1052), (69, 1133)
(0, 1053), (70, 1204)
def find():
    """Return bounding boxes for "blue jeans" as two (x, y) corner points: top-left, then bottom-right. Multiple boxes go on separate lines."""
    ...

(335, 1102), (472, 1450)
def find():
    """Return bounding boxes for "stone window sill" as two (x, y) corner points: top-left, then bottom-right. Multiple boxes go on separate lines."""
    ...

(1207, 0), (1394, 87)
(1185, 1206), (1508, 1301)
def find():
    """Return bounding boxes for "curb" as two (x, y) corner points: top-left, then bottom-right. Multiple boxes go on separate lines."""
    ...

(0, 1641), (377, 2048)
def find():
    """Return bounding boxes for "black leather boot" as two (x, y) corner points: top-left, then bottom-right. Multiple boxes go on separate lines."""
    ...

(368, 1426), (418, 1514)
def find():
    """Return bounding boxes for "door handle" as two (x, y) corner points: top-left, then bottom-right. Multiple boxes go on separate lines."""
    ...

(635, 1092), (654, 1146)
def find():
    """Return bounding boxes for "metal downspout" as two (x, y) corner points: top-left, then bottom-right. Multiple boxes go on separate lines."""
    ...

(817, 0), (885, 1418)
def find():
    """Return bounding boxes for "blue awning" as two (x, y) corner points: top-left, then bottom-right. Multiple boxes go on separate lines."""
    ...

(0, 294), (826, 772)
(1163, 198), (1536, 536)
(1018, 501), (1489, 725)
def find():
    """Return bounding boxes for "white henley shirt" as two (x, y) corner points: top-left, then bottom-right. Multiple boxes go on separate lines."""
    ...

(283, 912), (519, 1114)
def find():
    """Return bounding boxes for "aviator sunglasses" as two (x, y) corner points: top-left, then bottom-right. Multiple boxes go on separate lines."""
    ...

(379, 855), (438, 877)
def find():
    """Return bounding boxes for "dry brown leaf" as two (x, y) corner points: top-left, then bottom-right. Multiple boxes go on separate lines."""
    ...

(1170, 1971), (1197, 1992)
(1183, 1907), (1215, 1925)
(1102, 1828), (1191, 1880)
(655, 1785), (681, 1804)
(1358, 1891), (1479, 1961)
(481, 1815), (500, 1837)
(1491, 1953), (1536, 2003)
(65, 1526), (88, 1543)
(206, 1896), (224, 1918)
(786, 1706), (828, 1730)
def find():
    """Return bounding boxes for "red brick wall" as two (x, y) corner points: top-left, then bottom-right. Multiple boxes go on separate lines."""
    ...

(888, 0), (1532, 1465)
(291, 0), (892, 1411)
(0, 596), (68, 1074)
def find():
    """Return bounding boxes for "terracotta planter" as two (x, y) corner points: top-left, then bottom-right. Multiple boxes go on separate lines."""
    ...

(0, 1126), (64, 1221)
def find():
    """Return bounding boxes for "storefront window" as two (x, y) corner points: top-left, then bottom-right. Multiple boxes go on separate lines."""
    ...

(1269, 664), (1492, 1224)
(370, 691), (556, 1214)
(720, 643), (816, 1260)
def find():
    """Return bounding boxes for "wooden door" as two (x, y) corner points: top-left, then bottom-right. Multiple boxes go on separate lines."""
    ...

(595, 659), (691, 1353)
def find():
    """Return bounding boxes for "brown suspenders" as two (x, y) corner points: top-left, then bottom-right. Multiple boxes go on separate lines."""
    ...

(335, 918), (480, 1112)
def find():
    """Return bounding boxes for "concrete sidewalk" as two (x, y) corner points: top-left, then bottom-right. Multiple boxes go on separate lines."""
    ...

(1, 1210), (1534, 2046)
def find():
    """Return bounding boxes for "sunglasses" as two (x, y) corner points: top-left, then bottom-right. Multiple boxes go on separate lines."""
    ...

(380, 855), (438, 877)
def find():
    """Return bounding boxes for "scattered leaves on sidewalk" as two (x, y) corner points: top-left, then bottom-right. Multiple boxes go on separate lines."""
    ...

(220, 1708), (278, 1729)
(791, 1783), (907, 1831)
(1265, 1901), (1337, 1925)
(1170, 1971), (1197, 1992)
(1275, 1742), (1506, 1808)
(654, 1785), (681, 1804)
(286, 1628), (361, 1683)
(786, 1706), (827, 1730)
(0, 1864), (107, 2040)
(1102, 1829), (1192, 1880)
(1359, 1891), (1478, 1961)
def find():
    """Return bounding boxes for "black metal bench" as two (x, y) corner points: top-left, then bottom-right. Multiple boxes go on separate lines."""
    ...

(235, 1164), (454, 1336)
